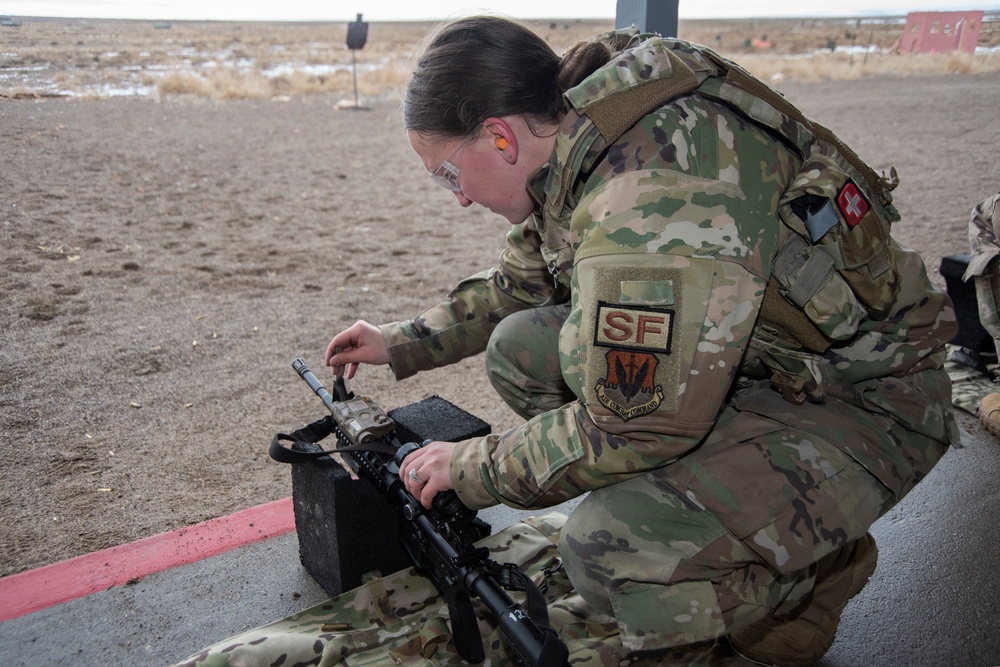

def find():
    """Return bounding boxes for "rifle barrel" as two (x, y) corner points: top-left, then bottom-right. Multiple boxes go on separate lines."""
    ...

(292, 358), (337, 414)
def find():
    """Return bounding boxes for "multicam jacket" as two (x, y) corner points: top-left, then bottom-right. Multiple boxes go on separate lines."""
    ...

(380, 31), (958, 511)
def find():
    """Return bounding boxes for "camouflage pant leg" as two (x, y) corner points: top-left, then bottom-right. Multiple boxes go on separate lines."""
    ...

(558, 383), (902, 654)
(975, 270), (1000, 351)
(485, 303), (576, 419)
(967, 192), (1000, 351)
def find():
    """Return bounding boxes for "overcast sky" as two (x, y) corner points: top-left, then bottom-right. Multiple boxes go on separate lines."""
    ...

(5, 0), (998, 22)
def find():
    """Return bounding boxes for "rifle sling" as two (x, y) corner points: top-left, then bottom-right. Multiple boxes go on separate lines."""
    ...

(488, 560), (568, 662)
(268, 416), (398, 464)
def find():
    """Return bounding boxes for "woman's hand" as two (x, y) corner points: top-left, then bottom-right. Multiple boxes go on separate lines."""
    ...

(324, 320), (390, 379)
(401, 441), (458, 509)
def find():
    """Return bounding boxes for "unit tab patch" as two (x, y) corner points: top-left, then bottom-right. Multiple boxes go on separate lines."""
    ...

(593, 302), (674, 353)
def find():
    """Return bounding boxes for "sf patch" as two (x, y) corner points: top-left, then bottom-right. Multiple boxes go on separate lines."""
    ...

(837, 180), (870, 228)
(592, 302), (671, 421)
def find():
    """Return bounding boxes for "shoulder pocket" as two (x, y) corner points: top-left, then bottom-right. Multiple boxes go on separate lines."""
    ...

(779, 150), (900, 315)
(771, 149), (901, 345)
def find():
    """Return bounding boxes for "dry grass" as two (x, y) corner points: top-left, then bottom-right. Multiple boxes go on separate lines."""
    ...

(742, 49), (1000, 83)
(0, 15), (998, 101)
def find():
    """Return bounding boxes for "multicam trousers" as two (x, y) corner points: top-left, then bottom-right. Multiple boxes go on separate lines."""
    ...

(966, 192), (1000, 353)
(484, 304), (949, 653)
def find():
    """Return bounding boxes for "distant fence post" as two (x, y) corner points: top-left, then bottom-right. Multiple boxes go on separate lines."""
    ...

(615, 0), (679, 37)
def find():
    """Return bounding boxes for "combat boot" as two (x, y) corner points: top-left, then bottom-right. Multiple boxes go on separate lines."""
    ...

(728, 533), (878, 667)
(979, 393), (1000, 438)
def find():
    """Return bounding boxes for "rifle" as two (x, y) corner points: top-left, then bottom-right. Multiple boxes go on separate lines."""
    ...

(269, 358), (568, 667)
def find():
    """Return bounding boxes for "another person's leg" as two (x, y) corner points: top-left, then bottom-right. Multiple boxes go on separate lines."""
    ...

(966, 193), (1000, 433)
(968, 193), (1000, 351)
(974, 264), (1000, 435)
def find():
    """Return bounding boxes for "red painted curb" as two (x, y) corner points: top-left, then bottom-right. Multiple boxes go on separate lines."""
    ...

(0, 496), (296, 623)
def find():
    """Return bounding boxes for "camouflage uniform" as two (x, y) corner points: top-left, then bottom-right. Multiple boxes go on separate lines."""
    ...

(963, 192), (1000, 351)
(378, 30), (959, 654)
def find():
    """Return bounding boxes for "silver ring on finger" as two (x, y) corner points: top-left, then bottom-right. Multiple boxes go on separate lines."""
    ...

(408, 468), (424, 485)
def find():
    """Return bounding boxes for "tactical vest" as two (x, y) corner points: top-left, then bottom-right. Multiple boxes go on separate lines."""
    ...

(547, 34), (902, 359)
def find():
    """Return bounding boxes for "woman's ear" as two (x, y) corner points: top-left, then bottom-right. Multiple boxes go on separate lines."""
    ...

(483, 117), (517, 163)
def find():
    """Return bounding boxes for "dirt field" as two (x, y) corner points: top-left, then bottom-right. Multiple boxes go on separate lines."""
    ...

(1, 17), (999, 577)
(3, 15), (998, 100)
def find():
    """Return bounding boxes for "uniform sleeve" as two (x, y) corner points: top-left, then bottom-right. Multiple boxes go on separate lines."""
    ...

(450, 170), (776, 510)
(380, 220), (565, 380)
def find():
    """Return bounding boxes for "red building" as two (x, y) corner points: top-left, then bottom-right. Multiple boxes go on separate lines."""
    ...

(899, 11), (984, 54)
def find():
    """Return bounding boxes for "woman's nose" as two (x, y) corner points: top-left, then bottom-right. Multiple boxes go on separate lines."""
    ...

(453, 191), (473, 207)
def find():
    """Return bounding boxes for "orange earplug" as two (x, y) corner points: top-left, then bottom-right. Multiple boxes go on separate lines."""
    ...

(494, 137), (508, 150)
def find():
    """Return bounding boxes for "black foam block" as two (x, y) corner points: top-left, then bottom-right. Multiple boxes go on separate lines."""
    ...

(940, 254), (995, 359)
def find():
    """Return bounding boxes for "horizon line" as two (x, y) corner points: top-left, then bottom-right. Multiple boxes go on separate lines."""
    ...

(9, 10), (996, 23)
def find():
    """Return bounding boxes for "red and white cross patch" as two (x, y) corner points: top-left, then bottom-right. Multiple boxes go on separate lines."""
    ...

(837, 181), (870, 228)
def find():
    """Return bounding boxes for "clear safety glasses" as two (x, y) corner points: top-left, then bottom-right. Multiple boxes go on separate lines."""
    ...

(430, 154), (462, 191)
(429, 134), (476, 192)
